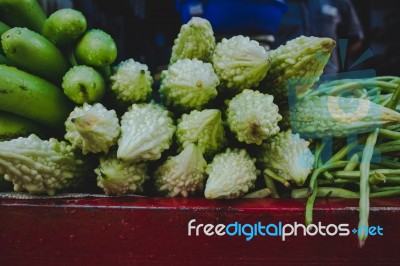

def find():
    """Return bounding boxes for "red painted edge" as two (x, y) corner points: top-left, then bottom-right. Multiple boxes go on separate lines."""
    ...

(1, 197), (400, 265)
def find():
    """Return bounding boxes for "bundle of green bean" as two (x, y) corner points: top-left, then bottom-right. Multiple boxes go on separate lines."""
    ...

(305, 76), (400, 108)
(289, 76), (400, 247)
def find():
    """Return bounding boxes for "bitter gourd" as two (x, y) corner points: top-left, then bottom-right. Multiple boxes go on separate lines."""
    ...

(291, 95), (400, 138)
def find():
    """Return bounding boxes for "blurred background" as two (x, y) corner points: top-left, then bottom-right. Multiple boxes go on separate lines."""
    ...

(38, 0), (400, 76)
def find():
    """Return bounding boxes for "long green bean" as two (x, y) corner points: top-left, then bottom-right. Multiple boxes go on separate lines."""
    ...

(386, 124), (400, 131)
(379, 129), (400, 140)
(367, 86), (381, 94)
(331, 169), (400, 179)
(344, 153), (359, 171)
(369, 190), (400, 198)
(369, 172), (386, 185)
(376, 139), (400, 149)
(293, 187), (359, 199)
(320, 140), (360, 181)
(379, 158), (400, 169)
(376, 76), (400, 82)
(375, 169), (400, 175)
(313, 142), (325, 169)
(386, 83), (400, 110)
(322, 171), (335, 182)
(318, 178), (355, 186)
(331, 170), (359, 179)
(243, 188), (272, 198)
(292, 187), (400, 198)
(264, 169), (290, 188)
(263, 170), (280, 198)
(309, 161), (350, 192)
(314, 80), (398, 97)
(358, 129), (379, 248)
(326, 141), (359, 165)
(371, 186), (400, 192)
(379, 94), (393, 105)
(305, 181), (318, 225)
(305, 161), (348, 225)
(385, 177), (400, 185)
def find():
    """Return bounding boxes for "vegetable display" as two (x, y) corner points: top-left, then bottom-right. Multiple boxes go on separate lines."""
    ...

(169, 16), (215, 64)
(1, 27), (70, 83)
(176, 109), (226, 159)
(0, 0), (46, 33)
(261, 35), (336, 102)
(0, 1), (399, 249)
(117, 103), (175, 163)
(95, 153), (148, 196)
(291, 95), (400, 138)
(110, 58), (153, 105)
(204, 148), (259, 199)
(41, 8), (87, 47)
(74, 29), (117, 67)
(0, 134), (87, 195)
(160, 58), (219, 111)
(0, 111), (46, 141)
(226, 89), (282, 145)
(0, 64), (73, 131)
(62, 65), (106, 104)
(64, 103), (120, 155)
(155, 143), (207, 197)
(258, 130), (314, 186)
(212, 35), (270, 92)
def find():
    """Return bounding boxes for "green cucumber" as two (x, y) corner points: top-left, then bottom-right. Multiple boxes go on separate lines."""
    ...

(1, 27), (70, 83)
(0, 21), (10, 35)
(75, 29), (118, 67)
(0, 111), (46, 141)
(62, 65), (106, 104)
(0, 21), (10, 55)
(0, 53), (15, 66)
(0, 0), (46, 33)
(0, 65), (73, 131)
(42, 8), (87, 47)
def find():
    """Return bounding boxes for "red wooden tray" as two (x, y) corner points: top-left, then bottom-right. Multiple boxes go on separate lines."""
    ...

(1, 197), (400, 265)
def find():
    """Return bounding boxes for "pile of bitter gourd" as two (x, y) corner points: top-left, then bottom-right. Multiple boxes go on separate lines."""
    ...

(0, 0), (399, 248)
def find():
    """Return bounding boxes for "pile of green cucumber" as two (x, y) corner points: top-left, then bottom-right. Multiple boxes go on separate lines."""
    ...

(0, 0), (116, 139)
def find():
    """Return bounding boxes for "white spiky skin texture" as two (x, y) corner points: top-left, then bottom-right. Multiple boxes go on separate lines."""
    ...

(170, 17), (216, 64)
(258, 130), (314, 186)
(204, 149), (259, 199)
(263, 35), (335, 101)
(65, 103), (120, 154)
(227, 89), (282, 145)
(154, 143), (207, 197)
(160, 58), (219, 111)
(176, 109), (226, 158)
(117, 103), (175, 163)
(291, 95), (400, 138)
(0, 134), (86, 195)
(110, 59), (153, 103)
(95, 153), (149, 196)
(212, 35), (270, 92)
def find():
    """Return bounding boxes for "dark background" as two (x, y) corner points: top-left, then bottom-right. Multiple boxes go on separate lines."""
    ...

(39, 0), (400, 75)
